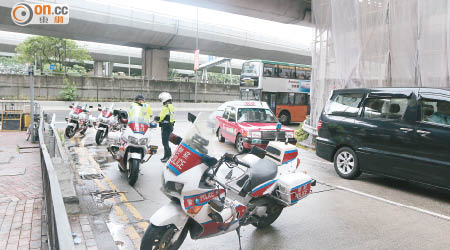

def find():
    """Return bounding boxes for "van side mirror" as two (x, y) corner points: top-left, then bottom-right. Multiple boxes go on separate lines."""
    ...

(188, 112), (197, 123)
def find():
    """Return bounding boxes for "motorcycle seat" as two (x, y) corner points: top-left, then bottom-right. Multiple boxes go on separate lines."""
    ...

(248, 158), (278, 190)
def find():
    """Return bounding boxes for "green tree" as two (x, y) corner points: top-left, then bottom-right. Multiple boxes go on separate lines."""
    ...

(15, 36), (91, 74)
(60, 78), (77, 101)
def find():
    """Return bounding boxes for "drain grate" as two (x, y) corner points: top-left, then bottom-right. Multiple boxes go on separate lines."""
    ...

(80, 173), (104, 180)
(90, 190), (125, 203)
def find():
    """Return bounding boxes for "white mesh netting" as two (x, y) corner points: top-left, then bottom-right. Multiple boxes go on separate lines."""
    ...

(311, 0), (450, 128)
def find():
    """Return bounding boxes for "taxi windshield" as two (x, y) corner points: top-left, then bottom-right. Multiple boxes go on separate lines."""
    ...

(237, 108), (277, 123)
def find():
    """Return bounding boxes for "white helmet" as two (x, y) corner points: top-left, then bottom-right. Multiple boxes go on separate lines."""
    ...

(158, 92), (172, 103)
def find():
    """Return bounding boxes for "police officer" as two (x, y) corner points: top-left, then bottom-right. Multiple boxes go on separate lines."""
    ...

(129, 95), (153, 123)
(158, 92), (175, 162)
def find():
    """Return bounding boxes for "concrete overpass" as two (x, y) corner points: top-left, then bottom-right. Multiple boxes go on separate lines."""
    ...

(0, 31), (244, 76)
(0, 0), (311, 80)
(165, 0), (313, 26)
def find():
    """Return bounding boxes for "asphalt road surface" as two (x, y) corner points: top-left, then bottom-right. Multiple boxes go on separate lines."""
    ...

(53, 109), (450, 250)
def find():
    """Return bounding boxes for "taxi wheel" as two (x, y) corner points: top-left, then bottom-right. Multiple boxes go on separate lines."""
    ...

(279, 111), (290, 125)
(235, 134), (247, 153)
(217, 128), (225, 143)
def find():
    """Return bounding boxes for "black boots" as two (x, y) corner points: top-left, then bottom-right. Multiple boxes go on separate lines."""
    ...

(160, 155), (171, 163)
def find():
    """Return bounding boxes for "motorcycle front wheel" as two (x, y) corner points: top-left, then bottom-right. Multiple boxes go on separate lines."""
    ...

(251, 204), (284, 228)
(140, 224), (188, 250)
(95, 129), (104, 145)
(65, 125), (76, 138)
(127, 158), (140, 186)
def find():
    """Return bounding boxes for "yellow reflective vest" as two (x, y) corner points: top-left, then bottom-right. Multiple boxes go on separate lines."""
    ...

(159, 103), (175, 124)
(128, 102), (153, 121)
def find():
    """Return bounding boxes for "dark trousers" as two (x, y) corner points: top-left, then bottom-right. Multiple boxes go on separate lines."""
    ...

(161, 124), (173, 158)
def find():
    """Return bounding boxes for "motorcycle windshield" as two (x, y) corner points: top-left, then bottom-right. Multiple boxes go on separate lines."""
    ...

(127, 106), (149, 134)
(167, 113), (218, 176)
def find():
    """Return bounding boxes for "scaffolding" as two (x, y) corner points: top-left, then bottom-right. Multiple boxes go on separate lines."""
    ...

(311, 0), (450, 127)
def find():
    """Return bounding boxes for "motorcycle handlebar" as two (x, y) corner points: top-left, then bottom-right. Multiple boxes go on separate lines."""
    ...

(223, 153), (250, 168)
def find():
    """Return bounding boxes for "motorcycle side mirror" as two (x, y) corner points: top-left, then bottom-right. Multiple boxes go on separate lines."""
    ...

(98, 108), (102, 111)
(98, 104), (101, 107)
(250, 146), (266, 159)
(188, 112), (197, 123)
(89, 105), (93, 109)
(69, 105), (73, 109)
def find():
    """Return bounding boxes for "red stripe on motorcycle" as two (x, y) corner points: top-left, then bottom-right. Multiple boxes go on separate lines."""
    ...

(282, 150), (298, 164)
(168, 143), (203, 176)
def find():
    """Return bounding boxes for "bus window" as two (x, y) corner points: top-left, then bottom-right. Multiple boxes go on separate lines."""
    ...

(278, 93), (289, 105)
(289, 93), (295, 105)
(242, 62), (260, 77)
(263, 64), (276, 77)
(304, 70), (311, 80)
(295, 93), (308, 105)
(279, 65), (295, 79)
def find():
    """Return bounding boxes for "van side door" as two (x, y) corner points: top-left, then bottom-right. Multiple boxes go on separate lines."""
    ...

(413, 94), (450, 189)
(356, 93), (418, 177)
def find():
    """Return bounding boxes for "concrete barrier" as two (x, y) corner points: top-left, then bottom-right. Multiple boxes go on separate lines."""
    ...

(0, 74), (240, 102)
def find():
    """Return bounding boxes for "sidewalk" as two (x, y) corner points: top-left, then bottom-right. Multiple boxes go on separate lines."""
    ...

(0, 132), (46, 250)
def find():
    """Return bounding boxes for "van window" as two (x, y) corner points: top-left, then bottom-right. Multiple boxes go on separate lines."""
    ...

(363, 98), (409, 120)
(325, 93), (364, 117)
(420, 99), (450, 126)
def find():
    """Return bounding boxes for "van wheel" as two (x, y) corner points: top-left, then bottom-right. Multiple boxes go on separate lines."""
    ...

(333, 147), (361, 179)
(279, 111), (290, 125)
(217, 128), (225, 143)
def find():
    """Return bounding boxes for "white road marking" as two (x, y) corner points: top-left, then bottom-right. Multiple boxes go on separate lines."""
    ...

(336, 185), (450, 222)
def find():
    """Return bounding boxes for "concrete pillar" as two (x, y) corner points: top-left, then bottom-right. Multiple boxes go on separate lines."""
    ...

(105, 62), (113, 77)
(142, 48), (169, 80)
(93, 61), (103, 77)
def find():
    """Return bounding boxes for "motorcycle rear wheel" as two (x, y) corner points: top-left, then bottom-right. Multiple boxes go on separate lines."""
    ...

(251, 204), (283, 228)
(140, 224), (188, 250)
(127, 158), (140, 186)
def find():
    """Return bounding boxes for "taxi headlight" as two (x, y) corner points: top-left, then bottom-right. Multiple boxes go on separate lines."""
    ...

(128, 136), (138, 145)
(286, 131), (294, 138)
(250, 131), (261, 138)
(139, 138), (148, 145)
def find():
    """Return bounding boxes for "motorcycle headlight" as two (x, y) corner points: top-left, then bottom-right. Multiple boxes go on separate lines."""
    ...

(128, 136), (138, 145)
(70, 113), (79, 119)
(250, 131), (261, 138)
(165, 181), (184, 194)
(139, 138), (148, 145)
(286, 131), (294, 138)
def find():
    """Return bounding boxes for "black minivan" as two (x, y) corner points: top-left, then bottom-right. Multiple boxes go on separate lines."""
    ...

(316, 88), (450, 190)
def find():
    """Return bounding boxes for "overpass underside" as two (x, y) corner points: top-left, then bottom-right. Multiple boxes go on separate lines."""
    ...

(311, 0), (450, 127)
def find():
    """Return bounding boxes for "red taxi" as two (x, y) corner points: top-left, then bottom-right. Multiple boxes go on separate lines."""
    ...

(215, 101), (297, 153)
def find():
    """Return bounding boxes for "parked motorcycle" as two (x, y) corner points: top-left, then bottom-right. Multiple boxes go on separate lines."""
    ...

(140, 112), (315, 250)
(95, 104), (121, 145)
(107, 110), (158, 186)
(65, 103), (93, 138)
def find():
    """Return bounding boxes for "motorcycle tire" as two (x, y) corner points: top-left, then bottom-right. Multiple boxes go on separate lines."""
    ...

(251, 204), (283, 229)
(65, 126), (76, 138)
(140, 224), (188, 250)
(127, 158), (140, 186)
(80, 126), (88, 135)
(95, 130), (104, 145)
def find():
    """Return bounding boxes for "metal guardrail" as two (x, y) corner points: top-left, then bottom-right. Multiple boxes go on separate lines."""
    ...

(38, 111), (75, 250)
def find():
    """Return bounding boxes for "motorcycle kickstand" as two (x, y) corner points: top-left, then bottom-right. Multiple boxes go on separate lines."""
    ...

(236, 226), (242, 250)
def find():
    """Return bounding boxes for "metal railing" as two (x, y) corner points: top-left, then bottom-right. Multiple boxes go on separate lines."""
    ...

(302, 115), (318, 136)
(38, 110), (75, 250)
